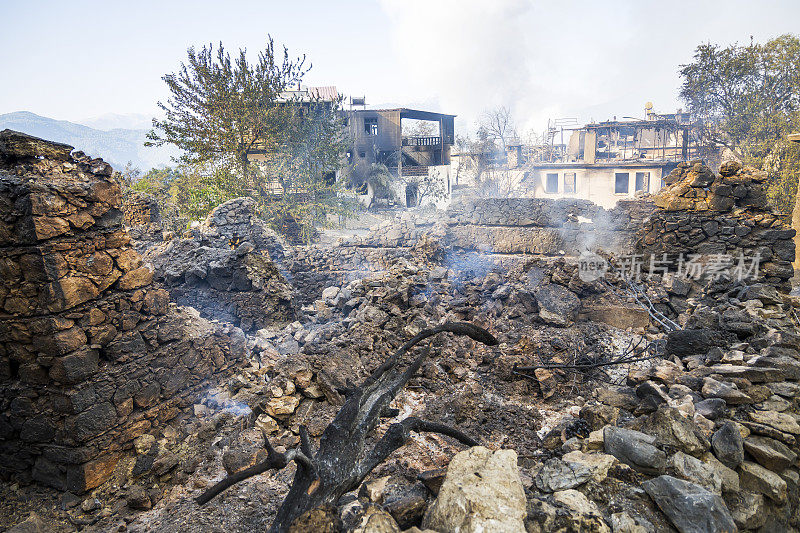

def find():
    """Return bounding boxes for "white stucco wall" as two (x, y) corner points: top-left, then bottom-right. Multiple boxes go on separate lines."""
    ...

(525, 167), (667, 209)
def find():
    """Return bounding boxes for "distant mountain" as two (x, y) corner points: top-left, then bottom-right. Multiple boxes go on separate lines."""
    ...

(78, 112), (155, 131)
(0, 111), (179, 171)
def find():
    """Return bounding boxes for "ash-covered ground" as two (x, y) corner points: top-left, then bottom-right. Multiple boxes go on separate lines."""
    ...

(3, 155), (800, 533)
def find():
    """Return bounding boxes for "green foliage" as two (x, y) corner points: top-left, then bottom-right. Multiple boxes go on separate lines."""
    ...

(407, 168), (447, 207)
(365, 163), (396, 200)
(146, 36), (307, 172)
(680, 34), (800, 212)
(145, 38), (360, 241)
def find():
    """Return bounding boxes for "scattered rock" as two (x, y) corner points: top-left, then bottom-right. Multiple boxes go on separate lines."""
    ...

(739, 461), (788, 503)
(422, 446), (526, 533)
(642, 475), (736, 533)
(711, 421), (744, 468)
(604, 426), (666, 474)
(534, 284), (580, 326)
(743, 435), (798, 471)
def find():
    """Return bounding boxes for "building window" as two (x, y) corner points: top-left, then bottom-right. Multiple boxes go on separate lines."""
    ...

(545, 173), (559, 193)
(364, 117), (378, 135)
(564, 172), (576, 193)
(635, 171), (650, 192)
(615, 172), (629, 194)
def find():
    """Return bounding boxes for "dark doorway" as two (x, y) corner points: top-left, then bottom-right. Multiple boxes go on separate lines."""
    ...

(406, 184), (418, 207)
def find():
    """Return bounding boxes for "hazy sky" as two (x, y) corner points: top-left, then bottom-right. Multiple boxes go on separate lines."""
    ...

(2, 0), (799, 135)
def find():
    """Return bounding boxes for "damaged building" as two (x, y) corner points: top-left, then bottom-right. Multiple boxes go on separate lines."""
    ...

(246, 86), (456, 209)
(522, 106), (710, 208)
(348, 106), (456, 208)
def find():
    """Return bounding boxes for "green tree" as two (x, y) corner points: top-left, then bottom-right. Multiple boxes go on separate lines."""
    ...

(146, 37), (307, 173)
(253, 97), (358, 242)
(679, 34), (800, 212)
(146, 38), (359, 241)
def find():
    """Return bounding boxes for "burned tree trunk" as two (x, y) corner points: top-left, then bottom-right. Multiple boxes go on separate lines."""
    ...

(197, 322), (498, 533)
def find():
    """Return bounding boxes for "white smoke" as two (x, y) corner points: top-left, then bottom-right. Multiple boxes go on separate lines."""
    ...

(379, 1), (797, 135)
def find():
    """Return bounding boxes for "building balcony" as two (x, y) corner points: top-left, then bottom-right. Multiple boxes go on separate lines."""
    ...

(402, 134), (454, 147)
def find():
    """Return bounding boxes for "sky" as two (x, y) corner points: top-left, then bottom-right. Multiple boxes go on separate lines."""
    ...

(1, 0), (799, 136)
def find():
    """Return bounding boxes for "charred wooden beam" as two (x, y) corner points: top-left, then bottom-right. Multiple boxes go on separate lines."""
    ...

(196, 321), (498, 533)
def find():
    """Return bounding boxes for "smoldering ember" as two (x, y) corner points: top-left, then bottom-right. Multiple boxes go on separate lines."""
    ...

(3, 20), (800, 533)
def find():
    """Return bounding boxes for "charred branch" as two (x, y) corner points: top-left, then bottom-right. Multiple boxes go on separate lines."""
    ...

(196, 321), (498, 533)
(514, 335), (666, 387)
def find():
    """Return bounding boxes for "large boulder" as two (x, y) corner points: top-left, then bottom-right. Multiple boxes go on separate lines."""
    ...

(643, 475), (736, 533)
(422, 446), (526, 533)
(534, 284), (580, 326)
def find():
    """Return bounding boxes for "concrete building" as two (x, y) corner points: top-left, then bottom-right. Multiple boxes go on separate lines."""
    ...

(347, 107), (456, 208)
(519, 106), (709, 209)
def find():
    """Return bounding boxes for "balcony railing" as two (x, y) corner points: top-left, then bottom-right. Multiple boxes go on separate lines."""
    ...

(403, 136), (443, 147)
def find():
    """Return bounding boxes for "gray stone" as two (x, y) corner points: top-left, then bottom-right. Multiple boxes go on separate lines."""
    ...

(534, 457), (593, 492)
(723, 490), (766, 530)
(638, 407), (709, 456)
(701, 452), (739, 493)
(701, 377), (752, 404)
(72, 402), (117, 442)
(743, 435), (797, 472)
(534, 284), (580, 326)
(6, 512), (49, 533)
(603, 426), (666, 474)
(642, 475), (736, 533)
(670, 451), (723, 494)
(739, 461), (787, 503)
(748, 409), (800, 435)
(694, 398), (726, 420)
(711, 422), (744, 468)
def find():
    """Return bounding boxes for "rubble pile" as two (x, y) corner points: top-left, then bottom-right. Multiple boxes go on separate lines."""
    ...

(2, 131), (800, 533)
(0, 131), (248, 496)
(643, 160), (795, 290)
(138, 198), (296, 332)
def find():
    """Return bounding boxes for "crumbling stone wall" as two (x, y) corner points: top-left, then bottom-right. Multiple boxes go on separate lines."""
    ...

(445, 197), (654, 255)
(140, 198), (296, 332)
(0, 130), (247, 493)
(639, 161), (796, 291)
(122, 191), (160, 227)
(287, 199), (655, 304)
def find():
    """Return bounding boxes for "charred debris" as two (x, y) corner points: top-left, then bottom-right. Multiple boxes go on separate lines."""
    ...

(1, 129), (800, 532)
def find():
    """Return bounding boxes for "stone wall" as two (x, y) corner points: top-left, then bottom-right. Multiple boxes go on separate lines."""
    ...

(639, 161), (796, 291)
(0, 130), (247, 493)
(287, 198), (655, 304)
(445, 197), (654, 255)
(122, 192), (160, 227)
(139, 198), (296, 332)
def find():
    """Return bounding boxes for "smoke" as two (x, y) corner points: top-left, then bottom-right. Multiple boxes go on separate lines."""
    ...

(379, 1), (773, 134)
(199, 387), (252, 417)
(381, 0), (539, 132)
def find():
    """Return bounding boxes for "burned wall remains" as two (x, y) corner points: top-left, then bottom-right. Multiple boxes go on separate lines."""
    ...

(287, 198), (655, 304)
(639, 161), (796, 291)
(121, 191), (161, 227)
(0, 130), (247, 493)
(139, 197), (296, 332)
